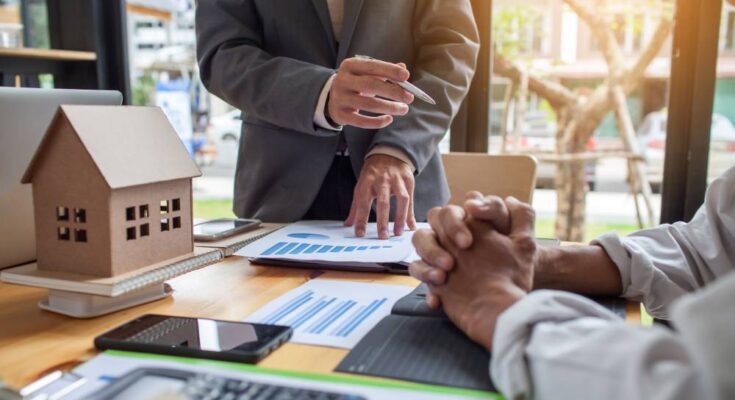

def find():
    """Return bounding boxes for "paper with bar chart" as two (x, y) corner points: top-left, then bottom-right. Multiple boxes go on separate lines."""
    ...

(235, 220), (424, 263)
(244, 280), (413, 349)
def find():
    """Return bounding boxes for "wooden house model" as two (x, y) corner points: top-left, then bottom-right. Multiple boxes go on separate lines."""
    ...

(21, 105), (202, 277)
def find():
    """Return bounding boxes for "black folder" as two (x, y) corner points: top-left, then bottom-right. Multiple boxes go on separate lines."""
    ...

(336, 284), (628, 392)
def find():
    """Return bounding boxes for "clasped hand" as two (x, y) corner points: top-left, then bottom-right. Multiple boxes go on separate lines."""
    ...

(409, 193), (538, 350)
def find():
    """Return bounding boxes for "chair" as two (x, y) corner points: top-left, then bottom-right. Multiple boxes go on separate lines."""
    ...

(441, 153), (538, 205)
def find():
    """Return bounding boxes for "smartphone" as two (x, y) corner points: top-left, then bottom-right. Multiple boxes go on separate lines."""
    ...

(94, 314), (292, 364)
(193, 218), (261, 242)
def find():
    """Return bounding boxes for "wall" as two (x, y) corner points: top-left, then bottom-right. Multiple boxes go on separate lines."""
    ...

(109, 178), (193, 275)
(31, 120), (113, 276)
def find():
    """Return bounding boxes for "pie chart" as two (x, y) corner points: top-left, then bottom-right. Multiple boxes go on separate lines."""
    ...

(288, 233), (330, 240)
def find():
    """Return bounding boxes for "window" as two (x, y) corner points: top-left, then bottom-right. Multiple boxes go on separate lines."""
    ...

(126, 206), (136, 221)
(58, 227), (70, 241)
(57, 206), (69, 221)
(159, 198), (183, 232)
(74, 229), (87, 243)
(56, 205), (87, 243)
(126, 203), (151, 241)
(140, 223), (150, 237)
(126, 226), (136, 240)
(74, 208), (86, 223)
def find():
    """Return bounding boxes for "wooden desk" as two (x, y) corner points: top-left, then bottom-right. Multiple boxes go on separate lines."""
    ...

(0, 255), (641, 390)
(0, 257), (418, 389)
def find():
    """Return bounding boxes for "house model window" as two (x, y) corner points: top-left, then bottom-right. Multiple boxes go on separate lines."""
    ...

(126, 203), (151, 241)
(57, 206), (87, 242)
(160, 198), (182, 232)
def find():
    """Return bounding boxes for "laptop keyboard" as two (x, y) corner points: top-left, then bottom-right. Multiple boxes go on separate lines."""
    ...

(181, 373), (365, 400)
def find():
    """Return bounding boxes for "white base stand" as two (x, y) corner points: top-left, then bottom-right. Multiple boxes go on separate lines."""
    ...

(38, 283), (173, 318)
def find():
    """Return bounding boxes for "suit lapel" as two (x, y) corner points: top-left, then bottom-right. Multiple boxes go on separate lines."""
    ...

(310, 0), (338, 58)
(337, 0), (364, 61)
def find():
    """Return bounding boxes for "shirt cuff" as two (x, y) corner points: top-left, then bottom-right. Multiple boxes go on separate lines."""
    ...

(366, 145), (417, 172)
(314, 74), (343, 131)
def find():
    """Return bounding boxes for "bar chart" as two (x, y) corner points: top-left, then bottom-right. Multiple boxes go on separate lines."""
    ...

(245, 280), (413, 348)
(260, 241), (393, 256)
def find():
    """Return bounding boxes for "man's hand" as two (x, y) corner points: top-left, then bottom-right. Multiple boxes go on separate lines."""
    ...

(410, 193), (512, 308)
(345, 154), (417, 239)
(416, 198), (538, 351)
(327, 57), (415, 129)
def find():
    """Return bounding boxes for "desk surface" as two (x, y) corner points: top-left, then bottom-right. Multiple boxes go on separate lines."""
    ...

(0, 253), (641, 390)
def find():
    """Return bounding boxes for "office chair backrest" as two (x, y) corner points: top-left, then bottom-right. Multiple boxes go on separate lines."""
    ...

(441, 153), (538, 205)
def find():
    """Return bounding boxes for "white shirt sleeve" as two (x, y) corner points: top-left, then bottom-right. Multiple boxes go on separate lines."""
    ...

(314, 74), (343, 131)
(592, 166), (735, 319)
(491, 290), (719, 400)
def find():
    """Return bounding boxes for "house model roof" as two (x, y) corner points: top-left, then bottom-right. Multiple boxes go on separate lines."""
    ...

(22, 105), (202, 189)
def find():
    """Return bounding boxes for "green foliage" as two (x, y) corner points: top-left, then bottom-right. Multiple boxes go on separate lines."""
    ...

(193, 199), (236, 220)
(132, 73), (156, 106)
(492, 5), (544, 61)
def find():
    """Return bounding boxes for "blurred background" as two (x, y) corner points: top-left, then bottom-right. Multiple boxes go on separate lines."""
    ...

(1, 0), (732, 241)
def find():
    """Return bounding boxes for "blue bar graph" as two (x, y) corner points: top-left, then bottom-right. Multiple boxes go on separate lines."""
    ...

(259, 241), (393, 256)
(288, 297), (336, 329)
(307, 300), (357, 334)
(276, 242), (299, 255)
(334, 298), (387, 337)
(262, 242), (287, 256)
(261, 290), (314, 324)
(290, 243), (310, 254)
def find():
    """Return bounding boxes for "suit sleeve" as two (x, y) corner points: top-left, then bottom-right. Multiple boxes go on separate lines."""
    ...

(196, 0), (337, 136)
(369, 0), (480, 174)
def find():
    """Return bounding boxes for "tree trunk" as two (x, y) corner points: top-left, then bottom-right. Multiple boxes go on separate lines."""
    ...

(554, 135), (589, 242)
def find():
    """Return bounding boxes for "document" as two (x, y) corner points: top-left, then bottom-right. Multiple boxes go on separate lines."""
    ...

(235, 220), (425, 263)
(244, 279), (414, 349)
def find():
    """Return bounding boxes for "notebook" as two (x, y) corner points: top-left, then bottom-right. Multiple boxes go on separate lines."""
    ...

(336, 284), (629, 392)
(195, 224), (282, 256)
(0, 247), (224, 297)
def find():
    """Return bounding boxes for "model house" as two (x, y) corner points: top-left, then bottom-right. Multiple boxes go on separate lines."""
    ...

(21, 105), (202, 277)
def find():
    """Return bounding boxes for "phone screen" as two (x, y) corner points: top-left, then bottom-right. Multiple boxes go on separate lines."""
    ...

(193, 219), (257, 237)
(99, 315), (288, 352)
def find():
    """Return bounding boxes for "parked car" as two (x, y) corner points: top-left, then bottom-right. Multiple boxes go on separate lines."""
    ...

(637, 111), (735, 191)
(207, 109), (243, 145)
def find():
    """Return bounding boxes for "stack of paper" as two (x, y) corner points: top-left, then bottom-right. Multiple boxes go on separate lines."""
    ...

(235, 221), (424, 271)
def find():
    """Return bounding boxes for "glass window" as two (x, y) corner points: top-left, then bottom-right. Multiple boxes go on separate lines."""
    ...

(490, 0), (675, 241)
(708, 1), (735, 185)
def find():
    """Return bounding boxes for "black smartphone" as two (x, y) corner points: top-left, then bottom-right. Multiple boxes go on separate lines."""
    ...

(94, 314), (292, 364)
(193, 218), (261, 242)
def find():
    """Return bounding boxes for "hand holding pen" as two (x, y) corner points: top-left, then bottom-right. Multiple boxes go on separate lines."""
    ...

(326, 55), (435, 130)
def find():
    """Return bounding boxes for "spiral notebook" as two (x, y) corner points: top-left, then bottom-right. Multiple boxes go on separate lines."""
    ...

(0, 247), (224, 297)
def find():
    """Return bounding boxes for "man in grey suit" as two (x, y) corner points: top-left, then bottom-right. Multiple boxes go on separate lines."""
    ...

(196, 0), (479, 239)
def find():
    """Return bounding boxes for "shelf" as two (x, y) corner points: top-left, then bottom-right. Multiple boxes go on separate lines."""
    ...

(0, 47), (96, 62)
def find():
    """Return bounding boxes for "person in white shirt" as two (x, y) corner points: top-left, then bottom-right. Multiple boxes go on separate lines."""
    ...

(409, 166), (735, 399)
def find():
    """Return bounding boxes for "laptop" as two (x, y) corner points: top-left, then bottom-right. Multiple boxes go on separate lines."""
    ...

(0, 87), (123, 269)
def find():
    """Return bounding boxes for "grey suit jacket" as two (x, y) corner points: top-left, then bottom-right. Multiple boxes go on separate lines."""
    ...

(196, 0), (479, 222)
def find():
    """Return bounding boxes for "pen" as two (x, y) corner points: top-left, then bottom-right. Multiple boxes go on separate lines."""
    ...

(355, 55), (437, 105)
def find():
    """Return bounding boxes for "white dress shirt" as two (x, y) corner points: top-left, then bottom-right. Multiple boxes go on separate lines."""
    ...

(490, 165), (735, 400)
(313, 0), (416, 170)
